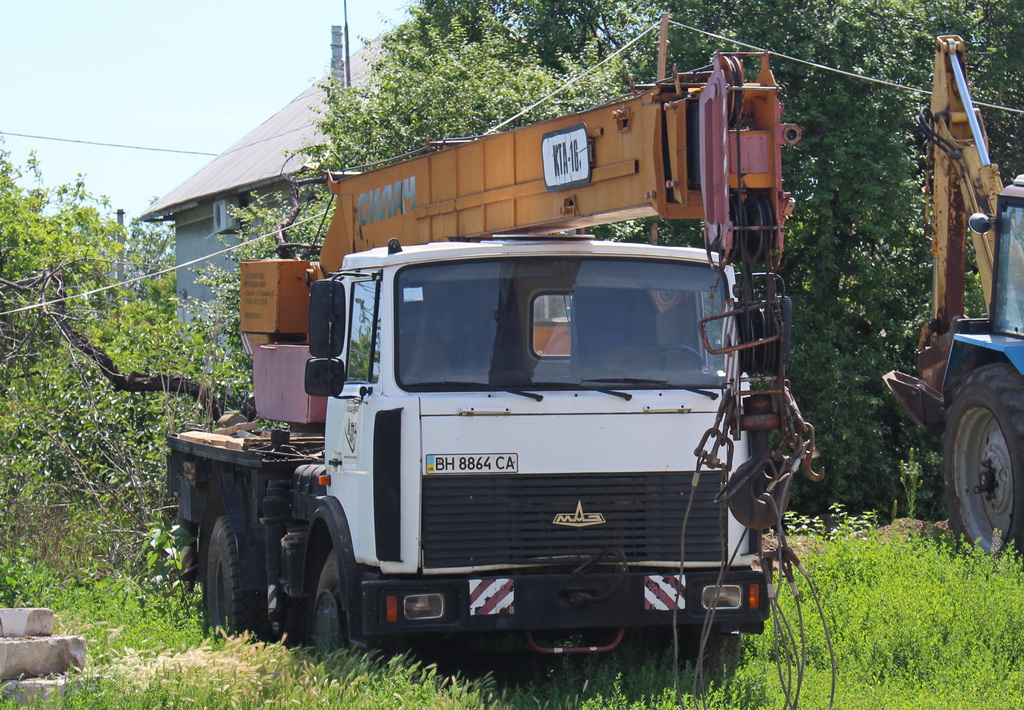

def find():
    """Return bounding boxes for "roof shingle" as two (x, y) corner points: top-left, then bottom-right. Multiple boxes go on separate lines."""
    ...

(145, 44), (374, 220)
(142, 82), (325, 219)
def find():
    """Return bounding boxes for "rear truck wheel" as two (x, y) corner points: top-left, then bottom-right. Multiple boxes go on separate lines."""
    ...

(204, 516), (272, 638)
(944, 363), (1024, 551)
(310, 554), (346, 653)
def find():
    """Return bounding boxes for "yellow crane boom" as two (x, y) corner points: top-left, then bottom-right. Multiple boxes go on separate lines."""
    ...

(319, 54), (799, 273)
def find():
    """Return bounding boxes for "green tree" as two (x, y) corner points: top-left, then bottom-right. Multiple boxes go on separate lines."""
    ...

(311, 4), (640, 172)
(0, 151), (247, 573)
(417, 0), (658, 71)
(656, 0), (1024, 514)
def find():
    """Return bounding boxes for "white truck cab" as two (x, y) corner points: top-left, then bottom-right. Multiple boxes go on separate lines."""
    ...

(300, 237), (765, 647)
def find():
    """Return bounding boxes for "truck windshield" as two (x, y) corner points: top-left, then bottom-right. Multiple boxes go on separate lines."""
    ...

(994, 202), (1024, 336)
(395, 257), (726, 391)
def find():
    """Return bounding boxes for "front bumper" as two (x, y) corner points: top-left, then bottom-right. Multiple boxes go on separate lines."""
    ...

(361, 569), (767, 637)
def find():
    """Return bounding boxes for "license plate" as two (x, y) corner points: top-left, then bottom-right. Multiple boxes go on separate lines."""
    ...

(426, 453), (518, 474)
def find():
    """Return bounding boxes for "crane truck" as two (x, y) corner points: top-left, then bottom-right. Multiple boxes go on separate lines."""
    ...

(167, 49), (815, 656)
(885, 36), (1024, 552)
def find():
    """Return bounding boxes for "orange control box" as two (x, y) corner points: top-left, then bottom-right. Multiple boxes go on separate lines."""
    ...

(240, 260), (311, 335)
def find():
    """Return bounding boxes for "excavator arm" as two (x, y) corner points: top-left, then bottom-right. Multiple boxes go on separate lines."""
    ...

(917, 35), (1003, 388)
(887, 36), (1024, 553)
(885, 35), (1006, 429)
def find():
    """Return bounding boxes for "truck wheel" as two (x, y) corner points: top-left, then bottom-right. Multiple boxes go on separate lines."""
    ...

(205, 516), (272, 638)
(944, 363), (1024, 551)
(279, 595), (308, 646)
(696, 631), (742, 679)
(309, 554), (346, 653)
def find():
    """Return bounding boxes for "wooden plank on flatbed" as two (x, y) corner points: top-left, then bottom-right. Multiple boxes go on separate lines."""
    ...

(177, 431), (246, 450)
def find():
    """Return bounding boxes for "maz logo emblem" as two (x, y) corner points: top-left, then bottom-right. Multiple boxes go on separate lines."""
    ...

(552, 501), (607, 528)
(345, 420), (358, 452)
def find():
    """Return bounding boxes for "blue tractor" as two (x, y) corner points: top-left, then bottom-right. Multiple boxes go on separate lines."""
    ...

(885, 36), (1024, 551)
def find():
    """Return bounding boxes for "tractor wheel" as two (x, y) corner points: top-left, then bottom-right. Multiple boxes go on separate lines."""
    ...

(944, 363), (1024, 551)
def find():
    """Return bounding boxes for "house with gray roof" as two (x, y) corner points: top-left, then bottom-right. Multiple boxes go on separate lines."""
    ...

(142, 31), (370, 315)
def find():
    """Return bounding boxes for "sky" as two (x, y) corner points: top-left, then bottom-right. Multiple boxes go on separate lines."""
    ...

(1, 0), (411, 221)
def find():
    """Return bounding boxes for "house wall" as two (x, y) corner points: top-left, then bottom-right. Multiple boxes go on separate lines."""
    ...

(173, 183), (294, 321)
(174, 202), (239, 321)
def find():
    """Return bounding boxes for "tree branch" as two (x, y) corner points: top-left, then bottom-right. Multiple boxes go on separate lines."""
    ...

(42, 271), (224, 420)
(274, 173), (328, 259)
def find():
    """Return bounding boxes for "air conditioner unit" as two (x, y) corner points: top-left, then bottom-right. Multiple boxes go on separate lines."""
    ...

(212, 199), (238, 234)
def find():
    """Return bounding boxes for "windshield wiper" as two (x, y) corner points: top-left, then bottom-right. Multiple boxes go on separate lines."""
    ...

(584, 377), (668, 385)
(583, 378), (720, 400)
(410, 380), (489, 388)
(408, 381), (543, 401)
(504, 389), (544, 401)
(530, 381), (632, 401)
(675, 386), (719, 400)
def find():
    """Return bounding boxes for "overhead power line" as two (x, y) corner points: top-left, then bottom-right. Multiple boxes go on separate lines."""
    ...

(0, 130), (218, 157)
(483, 18), (1023, 147)
(486, 24), (659, 135)
(668, 19), (1024, 116)
(6, 18), (1023, 320)
(0, 207), (332, 318)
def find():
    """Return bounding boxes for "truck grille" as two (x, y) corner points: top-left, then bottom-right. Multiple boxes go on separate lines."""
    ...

(420, 472), (726, 569)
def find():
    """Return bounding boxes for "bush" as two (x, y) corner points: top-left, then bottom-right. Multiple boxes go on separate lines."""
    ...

(744, 527), (1024, 708)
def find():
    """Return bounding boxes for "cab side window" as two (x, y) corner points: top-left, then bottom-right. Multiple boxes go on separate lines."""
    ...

(347, 279), (381, 383)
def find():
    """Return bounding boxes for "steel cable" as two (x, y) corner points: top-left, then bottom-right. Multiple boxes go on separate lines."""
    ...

(0, 206), (334, 318)
(667, 20), (1024, 116)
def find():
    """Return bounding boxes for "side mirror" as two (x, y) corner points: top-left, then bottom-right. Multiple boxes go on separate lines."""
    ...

(969, 212), (994, 234)
(309, 279), (346, 358)
(305, 358), (347, 397)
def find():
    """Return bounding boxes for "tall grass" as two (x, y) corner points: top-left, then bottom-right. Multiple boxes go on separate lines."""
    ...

(4, 525), (1024, 709)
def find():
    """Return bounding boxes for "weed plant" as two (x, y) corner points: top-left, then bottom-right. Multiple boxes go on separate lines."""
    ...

(7, 518), (1024, 709)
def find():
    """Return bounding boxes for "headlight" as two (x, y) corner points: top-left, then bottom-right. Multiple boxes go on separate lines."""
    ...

(701, 584), (742, 609)
(403, 593), (445, 620)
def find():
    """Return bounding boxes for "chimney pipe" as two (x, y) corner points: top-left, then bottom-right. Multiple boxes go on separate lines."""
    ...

(331, 25), (347, 86)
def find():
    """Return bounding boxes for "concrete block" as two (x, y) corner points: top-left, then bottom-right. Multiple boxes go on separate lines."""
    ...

(0, 609), (54, 638)
(0, 676), (77, 705)
(0, 636), (86, 680)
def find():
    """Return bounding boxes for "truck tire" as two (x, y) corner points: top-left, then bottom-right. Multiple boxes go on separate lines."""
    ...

(309, 554), (346, 653)
(944, 363), (1024, 551)
(205, 516), (272, 639)
(689, 630), (742, 680)
(278, 595), (308, 647)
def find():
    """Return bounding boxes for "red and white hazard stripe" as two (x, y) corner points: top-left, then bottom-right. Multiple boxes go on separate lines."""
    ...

(643, 574), (686, 611)
(468, 578), (515, 616)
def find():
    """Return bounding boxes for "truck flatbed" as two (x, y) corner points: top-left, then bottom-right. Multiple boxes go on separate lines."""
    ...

(168, 430), (324, 468)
